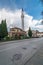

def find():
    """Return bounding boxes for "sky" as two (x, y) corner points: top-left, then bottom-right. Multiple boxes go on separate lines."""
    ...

(0, 0), (43, 32)
(0, 0), (42, 19)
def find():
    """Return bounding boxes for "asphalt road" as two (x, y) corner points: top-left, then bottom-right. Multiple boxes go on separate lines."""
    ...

(0, 38), (43, 65)
(25, 45), (43, 65)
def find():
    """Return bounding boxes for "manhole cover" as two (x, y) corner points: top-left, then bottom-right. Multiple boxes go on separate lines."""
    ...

(33, 47), (37, 49)
(11, 53), (22, 61)
(22, 47), (27, 50)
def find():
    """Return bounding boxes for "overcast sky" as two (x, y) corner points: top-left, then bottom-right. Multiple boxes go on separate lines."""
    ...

(0, 0), (43, 32)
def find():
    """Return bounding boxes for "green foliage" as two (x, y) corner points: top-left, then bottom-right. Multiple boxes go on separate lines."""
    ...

(0, 19), (8, 39)
(28, 27), (32, 38)
(0, 24), (2, 40)
(20, 35), (24, 39)
(4, 36), (10, 41)
(14, 34), (19, 40)
(25, 36), (29, 39)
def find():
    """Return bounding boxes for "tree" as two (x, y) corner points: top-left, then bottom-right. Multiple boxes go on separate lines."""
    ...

(28, 27), (32, 38)
(0, 24), (2, 40)
(1, 19), (8, 38)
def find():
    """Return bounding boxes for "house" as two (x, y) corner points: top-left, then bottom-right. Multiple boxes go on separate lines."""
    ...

(32, 30), (43, 37)
(32, 30), (39, 37)
(37, 32), (43, 37)
(26, 30), (38, 37)
(8, 27), (26, 38)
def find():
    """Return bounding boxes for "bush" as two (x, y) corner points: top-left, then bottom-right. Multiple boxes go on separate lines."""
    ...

(4, 36), (10, 41)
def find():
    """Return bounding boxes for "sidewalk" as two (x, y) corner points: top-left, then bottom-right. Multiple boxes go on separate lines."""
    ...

(0, 38), (42, 46)
(0, 39), (30, 45)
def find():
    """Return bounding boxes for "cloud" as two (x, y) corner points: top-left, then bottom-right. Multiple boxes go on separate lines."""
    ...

(0, 8), (42, 32)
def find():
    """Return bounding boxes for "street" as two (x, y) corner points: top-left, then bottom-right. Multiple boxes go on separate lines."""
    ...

(0, 38), (43, 65)
(25, 45), (43, 65)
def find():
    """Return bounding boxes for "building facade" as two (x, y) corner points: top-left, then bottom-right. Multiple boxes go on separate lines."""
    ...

(37, 32), (43, 37)
(8, 27), (26, 38)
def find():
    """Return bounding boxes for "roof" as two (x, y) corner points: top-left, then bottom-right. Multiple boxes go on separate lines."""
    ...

(10, 27), (26, 33)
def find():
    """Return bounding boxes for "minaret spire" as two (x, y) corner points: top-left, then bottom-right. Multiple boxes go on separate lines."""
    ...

(21, 8), (24, 30)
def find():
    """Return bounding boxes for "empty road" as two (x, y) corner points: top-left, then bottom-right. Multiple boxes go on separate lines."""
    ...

(0, 38), (43, 65)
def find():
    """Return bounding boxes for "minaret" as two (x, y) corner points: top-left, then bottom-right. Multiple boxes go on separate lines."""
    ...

(21, 8), (24, 30)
